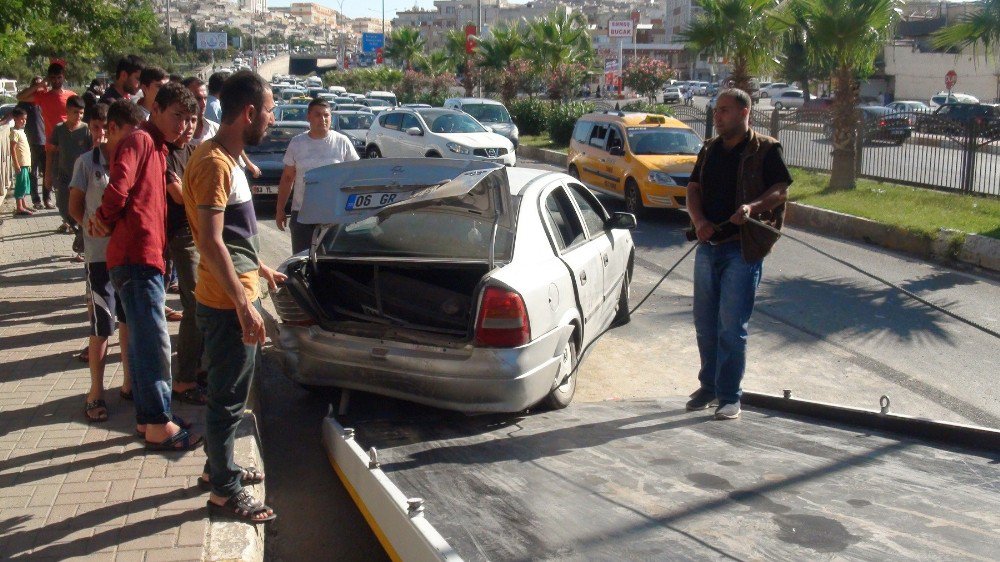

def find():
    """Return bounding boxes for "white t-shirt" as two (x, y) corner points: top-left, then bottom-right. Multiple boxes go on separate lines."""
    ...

(191, 118), (219, 146)
(282, 130), (359, 211)
(69, 147), (110, 263)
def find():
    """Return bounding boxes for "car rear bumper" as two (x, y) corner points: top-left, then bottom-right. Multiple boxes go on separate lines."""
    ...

(277, 322), (572, 412)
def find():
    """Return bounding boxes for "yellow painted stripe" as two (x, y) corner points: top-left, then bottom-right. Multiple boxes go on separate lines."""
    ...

(326, 449), (403, 562)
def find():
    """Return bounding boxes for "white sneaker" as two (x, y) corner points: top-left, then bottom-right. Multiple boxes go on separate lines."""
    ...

(714, 401), (741, 420)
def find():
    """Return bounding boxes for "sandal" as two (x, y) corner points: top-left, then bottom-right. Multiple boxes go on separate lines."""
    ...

(145, 427), (203, 452)
(165, 307), (183, 322)
(136, 414), (193, 438)
(84, 399), (108, 422)
(207, 488), (275, 524)
(172, 386), (208, 405)
(76, 347), (90, 363)
(198, 467), (265, 492)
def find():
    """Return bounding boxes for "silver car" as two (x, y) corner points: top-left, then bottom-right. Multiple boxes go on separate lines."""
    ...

(273, 159), (636, 412)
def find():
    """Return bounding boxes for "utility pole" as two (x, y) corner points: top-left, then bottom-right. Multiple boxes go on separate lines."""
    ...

(477, 0), (483, 97)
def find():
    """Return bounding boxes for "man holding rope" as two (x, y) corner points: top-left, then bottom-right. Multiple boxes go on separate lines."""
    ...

(684, 88), (792, 420)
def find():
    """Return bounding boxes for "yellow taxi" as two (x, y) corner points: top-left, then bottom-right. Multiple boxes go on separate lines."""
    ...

(567, 111), (702, 216)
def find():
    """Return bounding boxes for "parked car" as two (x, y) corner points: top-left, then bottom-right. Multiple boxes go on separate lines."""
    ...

(692, 81), (710, 95)
(334, 103), (373, 113)
(886, 100), (931, 113)
(443, 97), (520, 148)
(928, 91), (978, 109)
(662, 87), (682, 104)
(244, 122), (307, 197)
(923, 102), (1000, 135)
(328, 85), (347, 94)
(757, 82), (789, 99)
(401, 103), (433, 109)
(772, 89), (805, 110)
(273, 104), (309, 122)
(331, 110), (374, 157)
(280, 88), (307, 102)
(365, 90), (399, 107)
(822, 105), (913, 145)
(365, 107), (516, 165)
(568, 111), (703, 216)
(273, 159), (636, 412)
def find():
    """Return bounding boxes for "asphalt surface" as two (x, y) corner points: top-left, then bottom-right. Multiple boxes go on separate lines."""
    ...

(249, 155), (1000, 561)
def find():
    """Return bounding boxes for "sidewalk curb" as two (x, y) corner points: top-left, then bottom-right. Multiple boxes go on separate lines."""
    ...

(515, 145), (1000, 273)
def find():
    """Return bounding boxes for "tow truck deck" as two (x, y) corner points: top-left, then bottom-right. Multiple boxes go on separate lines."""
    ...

(325, 395), (998, 561)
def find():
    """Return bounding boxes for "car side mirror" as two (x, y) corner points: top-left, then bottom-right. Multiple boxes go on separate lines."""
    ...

(609, 146), (625, 156)
(406, 127), (423, 136)
(483, 125), (494, 133)
(607, 211), (637, 230)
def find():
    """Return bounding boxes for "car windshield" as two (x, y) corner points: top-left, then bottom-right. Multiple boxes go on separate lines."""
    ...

(365, 99), (391, 107)
(369, 95), (397, 105)
(336, 113), (374, 130)
(626, 127), (702, 155)
(461, 103), (512, 124)
(419, 111), (487, 133)
(245, 125), (306, 154)
(277, 106), (308, 121)
(319, 210), (514, 260)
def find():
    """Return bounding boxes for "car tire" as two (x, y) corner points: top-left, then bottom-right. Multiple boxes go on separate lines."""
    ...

(367, 146), (381, 159)
(542, 338), (577, 410)
(568, 165), (580, 180)
(624, 180), (646, 218)
(613, 265), (631, 326)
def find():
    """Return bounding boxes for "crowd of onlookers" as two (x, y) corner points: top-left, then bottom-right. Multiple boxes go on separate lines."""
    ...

(4, 55), (310, 524)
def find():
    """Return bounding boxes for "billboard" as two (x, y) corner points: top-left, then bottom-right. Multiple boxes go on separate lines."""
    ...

(196, 32), (229, 50)
(362, 33), (385, 53)
(608, 21), (633, 38)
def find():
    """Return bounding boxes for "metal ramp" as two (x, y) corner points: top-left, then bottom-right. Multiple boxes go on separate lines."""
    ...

(323, 396), (999, 561)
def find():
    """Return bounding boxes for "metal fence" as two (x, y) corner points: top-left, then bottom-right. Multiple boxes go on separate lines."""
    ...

(676, 105), (1000, 197)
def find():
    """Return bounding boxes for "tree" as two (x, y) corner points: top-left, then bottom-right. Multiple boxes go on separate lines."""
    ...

(680, 0), (778, 93)
(475, 23), (529, 104)
(417, 50), (453, 77)
(932, 0), (1000, 60)
(385, 28), (426, 71)
(524, 10), (594, 101)
(623, 57), (675, 101)
(798, 0), (898, 190)
(442, 28), (474, 96)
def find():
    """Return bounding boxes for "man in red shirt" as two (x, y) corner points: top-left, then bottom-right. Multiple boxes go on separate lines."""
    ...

(89, 82), (202, 451)
(16, 61), (76, 205)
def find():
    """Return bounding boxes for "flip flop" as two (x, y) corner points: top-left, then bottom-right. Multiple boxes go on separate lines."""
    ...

(207, 488), (275, 524)
(172, 386), (208, 405)
(165, 308), (183, 322)
(145, 427), (203, 452)
(198, 467), (265, 492)
(136, 414), (193, 438)
(84, 399), (108, 422)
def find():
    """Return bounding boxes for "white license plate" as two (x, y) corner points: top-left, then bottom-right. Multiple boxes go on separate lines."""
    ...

(251, 185), (279, 195)
(346, 191), (402, 211)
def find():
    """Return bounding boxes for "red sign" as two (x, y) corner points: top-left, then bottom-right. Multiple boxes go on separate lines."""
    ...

(465, 25), (477, 54)
(945, 70), (958, 90)
(375, 47), (383, 65)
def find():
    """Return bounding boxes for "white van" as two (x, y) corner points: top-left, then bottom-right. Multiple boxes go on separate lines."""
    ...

(0, 78), (18, 97)
(365, 90), (398, 107)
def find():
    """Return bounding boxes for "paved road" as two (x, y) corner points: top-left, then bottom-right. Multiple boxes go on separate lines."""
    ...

(250, 156), (999, 560)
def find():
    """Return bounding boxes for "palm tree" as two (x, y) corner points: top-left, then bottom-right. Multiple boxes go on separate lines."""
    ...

(417, 50), (454, 77)
(385, 28), (426, 70)
(932, 0), (1000, 60)
(798, 0), (898, 190)
(442, 28), (473, 96)
(680, 0), (778, 93)
(523, 10), (594, 100)
(476, 23), (524, 71)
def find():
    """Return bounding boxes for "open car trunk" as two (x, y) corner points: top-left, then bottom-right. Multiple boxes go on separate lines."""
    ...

(310, 260), (489, 338)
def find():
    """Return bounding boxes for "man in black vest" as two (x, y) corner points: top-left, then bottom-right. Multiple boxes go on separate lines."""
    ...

(685, 88), (792, 420)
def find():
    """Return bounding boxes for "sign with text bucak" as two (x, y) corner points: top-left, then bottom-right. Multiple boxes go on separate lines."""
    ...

(608, 20), (633, 38)
(196, 32), (228, 50)
(362, 33), (385, 53)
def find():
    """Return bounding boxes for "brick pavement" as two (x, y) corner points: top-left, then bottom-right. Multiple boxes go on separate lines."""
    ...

(0, 199), (218, 561)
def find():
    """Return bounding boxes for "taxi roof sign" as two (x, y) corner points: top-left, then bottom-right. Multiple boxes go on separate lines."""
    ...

(643, 114), (667, 125)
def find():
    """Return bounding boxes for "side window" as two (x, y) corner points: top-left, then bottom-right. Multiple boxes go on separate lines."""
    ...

(382, 113), (403, 131)
(543, 188), (586, 251)
(589, 125), (608, 148)
(566, 183), (608, 236)
(606, 126), (624, 152)
(400, 114), (421, 131)
(572, 120), (593, 144)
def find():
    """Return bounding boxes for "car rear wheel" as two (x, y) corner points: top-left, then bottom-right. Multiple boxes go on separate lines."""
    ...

(625, 180), (646, 218)
(542, 338), (577, 410)
(367, 146), (381, 159)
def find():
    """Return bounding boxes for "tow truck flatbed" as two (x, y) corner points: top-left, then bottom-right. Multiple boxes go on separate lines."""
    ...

(326, 396), (998, 561)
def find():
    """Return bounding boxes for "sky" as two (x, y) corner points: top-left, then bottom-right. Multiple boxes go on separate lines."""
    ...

(268, 0), (528, 21)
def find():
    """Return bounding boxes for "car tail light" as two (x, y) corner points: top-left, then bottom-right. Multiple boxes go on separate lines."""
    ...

(475, 286), (530, 347)
(879, 119), (886, 127)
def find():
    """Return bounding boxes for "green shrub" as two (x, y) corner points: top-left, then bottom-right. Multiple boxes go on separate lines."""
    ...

(508, 98), (551, 136)
(547, 101), (594, 145)
(621, 101), (675, 116)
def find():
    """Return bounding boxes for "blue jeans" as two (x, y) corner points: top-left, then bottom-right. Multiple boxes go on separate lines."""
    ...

(111, 264), (172, 425)
(693, 241), (763, 405)
(197, 301), (261, 497)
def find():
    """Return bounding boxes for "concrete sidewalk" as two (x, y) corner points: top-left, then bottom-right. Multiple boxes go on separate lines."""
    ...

(0, 199), (264, 561)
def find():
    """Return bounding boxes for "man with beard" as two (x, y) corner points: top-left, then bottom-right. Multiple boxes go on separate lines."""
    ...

(100, 55), (145, 105)
(183, 71), (284, 524)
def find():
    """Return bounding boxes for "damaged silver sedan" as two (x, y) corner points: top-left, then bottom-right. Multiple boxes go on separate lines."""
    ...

(273, 158), (636, 412)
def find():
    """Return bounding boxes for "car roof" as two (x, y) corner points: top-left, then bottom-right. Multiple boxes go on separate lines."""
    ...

(506, 167), (564, 196)
(447, 97), (503, 105)
(581, 111), (691, 129)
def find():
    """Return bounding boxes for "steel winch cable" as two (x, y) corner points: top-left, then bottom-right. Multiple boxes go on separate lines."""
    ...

(555, 216), (999, 389)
